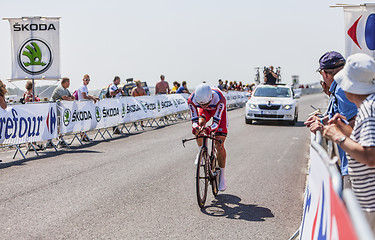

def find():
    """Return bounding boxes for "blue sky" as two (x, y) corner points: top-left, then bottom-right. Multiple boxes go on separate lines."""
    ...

(0, 0), (367, 92)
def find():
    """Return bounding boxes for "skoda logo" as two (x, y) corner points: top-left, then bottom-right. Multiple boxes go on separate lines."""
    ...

(95, 106), (101, 122)
(63, 109), (71, 126)
(121, 103), (126, 118)
(18, 38), (53, 75)
(267, 101), (272, 107)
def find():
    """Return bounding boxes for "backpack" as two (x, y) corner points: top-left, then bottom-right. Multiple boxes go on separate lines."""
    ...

(72, 90), (79, 100)
(105, 84), (113, 98)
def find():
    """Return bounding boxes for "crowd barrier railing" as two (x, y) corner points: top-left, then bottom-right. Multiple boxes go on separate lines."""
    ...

(290, 131), (374, 240)
(0, 91), (248, 160)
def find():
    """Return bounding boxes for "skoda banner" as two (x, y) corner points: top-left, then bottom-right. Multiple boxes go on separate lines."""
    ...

(0, 103), (57, 145)
(5, 16), (61, 80)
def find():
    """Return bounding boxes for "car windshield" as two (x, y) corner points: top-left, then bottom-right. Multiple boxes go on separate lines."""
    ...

(253, 87), (291, 98)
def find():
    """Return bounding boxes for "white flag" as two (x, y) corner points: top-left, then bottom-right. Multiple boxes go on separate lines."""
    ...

(6, 17), (61, 80)
(344, 5), (375, 58)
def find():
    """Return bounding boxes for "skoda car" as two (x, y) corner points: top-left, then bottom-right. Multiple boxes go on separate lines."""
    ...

(245, 84), (299, 125)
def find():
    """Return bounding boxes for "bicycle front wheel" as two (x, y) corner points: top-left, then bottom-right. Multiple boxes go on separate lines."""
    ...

(196, 148), (208, 208)
(211, 156), (220, 197)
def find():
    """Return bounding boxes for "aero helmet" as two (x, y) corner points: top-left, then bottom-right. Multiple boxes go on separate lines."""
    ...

(195, 83), (212, 105)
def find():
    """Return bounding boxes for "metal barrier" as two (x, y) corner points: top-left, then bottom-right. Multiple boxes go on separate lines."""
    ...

(290, 131), (375, 240)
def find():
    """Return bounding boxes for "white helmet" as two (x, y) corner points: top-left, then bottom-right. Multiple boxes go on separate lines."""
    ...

(195, 83), (212, 105)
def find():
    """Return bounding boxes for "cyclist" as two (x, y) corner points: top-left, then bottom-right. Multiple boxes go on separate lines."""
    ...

(188, 83), (228, 191)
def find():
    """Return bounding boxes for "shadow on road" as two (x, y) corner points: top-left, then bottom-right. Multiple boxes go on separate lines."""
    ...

(201, 194), (274, 222)
(249, 120), (305, 128)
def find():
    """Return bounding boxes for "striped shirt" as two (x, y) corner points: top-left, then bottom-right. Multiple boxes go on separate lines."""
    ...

(348, 93), (375, 212)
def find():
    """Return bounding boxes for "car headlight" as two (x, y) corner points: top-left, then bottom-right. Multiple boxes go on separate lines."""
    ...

(283, 104), (293, 110)
(249, 103), (257, 109)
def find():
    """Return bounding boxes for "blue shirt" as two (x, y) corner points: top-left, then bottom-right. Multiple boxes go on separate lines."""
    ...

(176, 86), (185, 93)
(328, 81), (358, 175)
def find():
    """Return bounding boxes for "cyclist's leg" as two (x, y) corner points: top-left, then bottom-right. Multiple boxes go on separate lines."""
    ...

(214, 134), (226, 168)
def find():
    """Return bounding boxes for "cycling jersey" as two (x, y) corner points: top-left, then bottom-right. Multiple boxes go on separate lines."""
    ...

(188, 88), (227, 134)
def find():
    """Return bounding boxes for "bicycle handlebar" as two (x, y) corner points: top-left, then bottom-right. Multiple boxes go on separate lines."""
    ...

(182, 135), (223, 148)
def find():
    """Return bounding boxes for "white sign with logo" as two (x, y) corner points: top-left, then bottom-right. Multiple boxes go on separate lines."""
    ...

(343, 5), (375, 58)
(94, 99), (122, 129)
(6, 16), (61, 80)
(0, 103), (57, 145)
(59, 100), (97, 134)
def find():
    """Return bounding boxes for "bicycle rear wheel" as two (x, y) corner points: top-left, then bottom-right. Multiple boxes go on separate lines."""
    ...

(196, 148), (208, 208)
(211, 156), (220, 197)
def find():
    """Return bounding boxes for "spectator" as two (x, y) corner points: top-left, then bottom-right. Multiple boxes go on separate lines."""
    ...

(236, 81), (243, 91)
(51, 77), (74, 101)
(155, 74), (170, 94)
(24, 80), (40, 102)
(0, 79), (7, 110)
(264, 66), (278, 85)
(131, 80), (147, 97)
(224, 80), (229, 90)
(323, 53), (375, 231)
(304, 51), (357, 186)
(171, 81), (180, 94)
(131, 80), (147, 128)
(228, 81), (234, 90)
(109, 76), (125, 98)
(176, 81), (191, 94)
(77, 74), (99, 103)
(218, 79), (227, 92)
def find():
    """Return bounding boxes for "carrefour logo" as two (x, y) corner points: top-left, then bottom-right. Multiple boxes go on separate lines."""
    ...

(18, 38), (53, 75)
(46, 107), (56, 134)
(63, 109), (71, 126)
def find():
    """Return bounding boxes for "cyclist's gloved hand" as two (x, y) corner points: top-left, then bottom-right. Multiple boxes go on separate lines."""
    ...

(204, 126), (212, 135)
(192, 126), (200, 135)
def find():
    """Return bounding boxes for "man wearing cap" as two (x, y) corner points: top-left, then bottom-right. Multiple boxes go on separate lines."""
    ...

(323, 53), (375, 231)
(304, 51), (357, 185)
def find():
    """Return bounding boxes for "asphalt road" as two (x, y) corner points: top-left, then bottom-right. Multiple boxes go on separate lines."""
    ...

(0, 93), (326, 240)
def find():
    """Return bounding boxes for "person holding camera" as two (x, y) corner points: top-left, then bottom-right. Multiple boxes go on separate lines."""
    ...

(264, 65), (278, 85)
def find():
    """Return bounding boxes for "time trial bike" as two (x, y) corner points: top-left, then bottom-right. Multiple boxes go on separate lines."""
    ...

(182, 131), (222, 208)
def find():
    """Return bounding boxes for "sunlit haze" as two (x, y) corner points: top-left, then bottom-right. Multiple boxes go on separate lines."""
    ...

(0, 0), (367, 92)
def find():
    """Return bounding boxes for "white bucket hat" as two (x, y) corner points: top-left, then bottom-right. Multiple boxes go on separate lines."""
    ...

(334, 53), (375, 95)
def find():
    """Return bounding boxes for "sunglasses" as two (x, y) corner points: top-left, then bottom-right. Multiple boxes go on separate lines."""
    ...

(84, 79), (90, 82)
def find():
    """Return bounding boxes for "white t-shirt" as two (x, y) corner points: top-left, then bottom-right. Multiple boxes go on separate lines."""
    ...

(77, 85), (88, 101)
(109, 84), (122, 98)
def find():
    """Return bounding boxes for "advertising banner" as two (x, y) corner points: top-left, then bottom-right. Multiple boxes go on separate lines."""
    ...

(59, 95), (189, 133)
(6, 16), (60, 80)
(0, 102), (57, 145)
(343, 5), (375, 58)
(59, 100), (97, 134)
(299, 143), (357, 240)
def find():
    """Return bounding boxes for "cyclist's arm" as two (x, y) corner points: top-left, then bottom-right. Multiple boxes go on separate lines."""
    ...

(210, 102), (225, 132)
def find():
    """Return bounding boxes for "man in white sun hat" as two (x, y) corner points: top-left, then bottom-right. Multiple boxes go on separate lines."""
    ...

(323, 53), (375, 231)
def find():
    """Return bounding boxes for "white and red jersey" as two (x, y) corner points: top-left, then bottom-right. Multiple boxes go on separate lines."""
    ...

(188, 88), (227, 133)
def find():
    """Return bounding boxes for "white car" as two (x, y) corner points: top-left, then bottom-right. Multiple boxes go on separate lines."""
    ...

(245, 84), (299, 125)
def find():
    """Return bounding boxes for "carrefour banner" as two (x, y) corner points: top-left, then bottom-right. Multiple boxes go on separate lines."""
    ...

(343, 5), (375, 58)
(0, 103), (57, 145)
(6, 16), (60, 80)
(299, 141), (357, 240)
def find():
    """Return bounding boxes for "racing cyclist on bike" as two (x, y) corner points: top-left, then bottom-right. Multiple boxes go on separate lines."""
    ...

(188, 83), (228, 191)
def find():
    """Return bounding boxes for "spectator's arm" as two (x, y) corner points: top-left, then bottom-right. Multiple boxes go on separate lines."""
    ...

(337, 138), (375, 167)
(62, 95), (74, 101)
(0, 95), (7, 109)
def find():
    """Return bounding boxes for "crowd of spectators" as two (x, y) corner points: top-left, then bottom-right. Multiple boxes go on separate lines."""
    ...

(304, 51), (375, 233)
(0, 73), (255, 107)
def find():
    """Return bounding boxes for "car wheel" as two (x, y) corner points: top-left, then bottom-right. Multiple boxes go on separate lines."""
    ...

(245, 118), (252, 124)
(289, 112), (298, 126)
